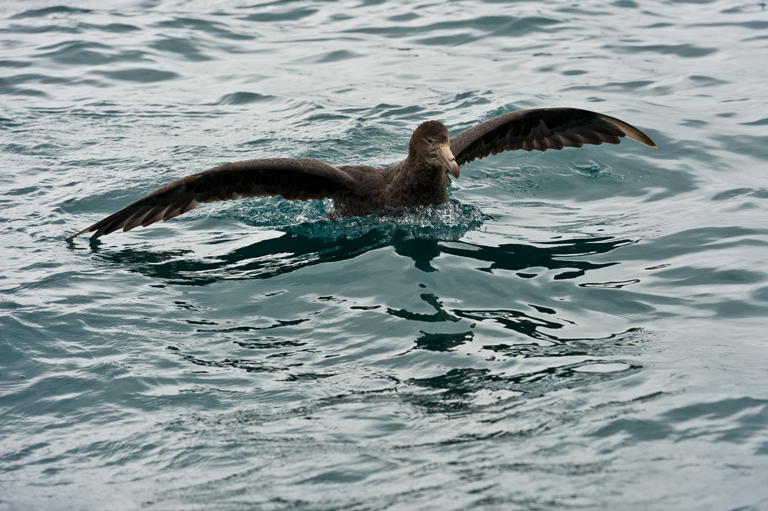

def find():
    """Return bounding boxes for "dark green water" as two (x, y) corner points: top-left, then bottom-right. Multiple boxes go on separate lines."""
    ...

(2, 1), (768, 509)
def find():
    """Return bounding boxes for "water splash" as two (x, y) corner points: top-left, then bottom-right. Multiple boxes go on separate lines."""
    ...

(225, 197), (485, 242)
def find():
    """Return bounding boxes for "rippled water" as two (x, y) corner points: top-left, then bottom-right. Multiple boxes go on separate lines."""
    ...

(2, 0), (768, 509)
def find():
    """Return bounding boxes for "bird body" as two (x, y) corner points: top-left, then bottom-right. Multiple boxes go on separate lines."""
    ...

(68, 107), (655, 240)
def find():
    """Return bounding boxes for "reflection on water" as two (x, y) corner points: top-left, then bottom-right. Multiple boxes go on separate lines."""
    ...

(87, 214), (646, 405)
(126, 222), (648, 421)
(91, 219), (635, 286)
(441, 236), (634, 278)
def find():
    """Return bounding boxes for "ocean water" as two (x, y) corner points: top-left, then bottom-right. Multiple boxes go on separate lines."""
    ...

(2, 0), (768, 509)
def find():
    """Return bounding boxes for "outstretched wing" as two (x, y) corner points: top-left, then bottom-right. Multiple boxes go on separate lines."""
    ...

(68, 158), (359, 239)
(449, 108), (656, 166)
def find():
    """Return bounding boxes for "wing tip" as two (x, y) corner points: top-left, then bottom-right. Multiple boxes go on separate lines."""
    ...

(67, 222), (110, 240)
(67, 227), (94, 240)
(597, 113), (657, 148)
(627, 130), (657, 148)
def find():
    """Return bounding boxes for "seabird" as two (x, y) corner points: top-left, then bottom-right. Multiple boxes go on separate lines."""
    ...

(68, 107), (655, 240)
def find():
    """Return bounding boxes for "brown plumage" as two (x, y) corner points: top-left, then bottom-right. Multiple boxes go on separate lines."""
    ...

(68, 107), (656, 240)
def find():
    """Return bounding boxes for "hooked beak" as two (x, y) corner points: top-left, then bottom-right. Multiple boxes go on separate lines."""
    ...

(437, 144), (460, 179)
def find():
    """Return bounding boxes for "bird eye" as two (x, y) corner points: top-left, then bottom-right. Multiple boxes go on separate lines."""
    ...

(425, 137), (434, 144)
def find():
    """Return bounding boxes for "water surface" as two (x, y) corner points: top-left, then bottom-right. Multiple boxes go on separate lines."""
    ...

(2, 0), (768, 509)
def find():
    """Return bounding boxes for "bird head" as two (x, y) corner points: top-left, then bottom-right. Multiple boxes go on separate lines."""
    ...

(409, 120), (460, 179)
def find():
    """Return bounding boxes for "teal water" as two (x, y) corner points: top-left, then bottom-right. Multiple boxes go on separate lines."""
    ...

(2, 0), (768, 509)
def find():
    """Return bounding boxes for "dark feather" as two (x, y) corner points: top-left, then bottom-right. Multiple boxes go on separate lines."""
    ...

(450, 108), (656, 166)
(69, 158), (359, 239)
